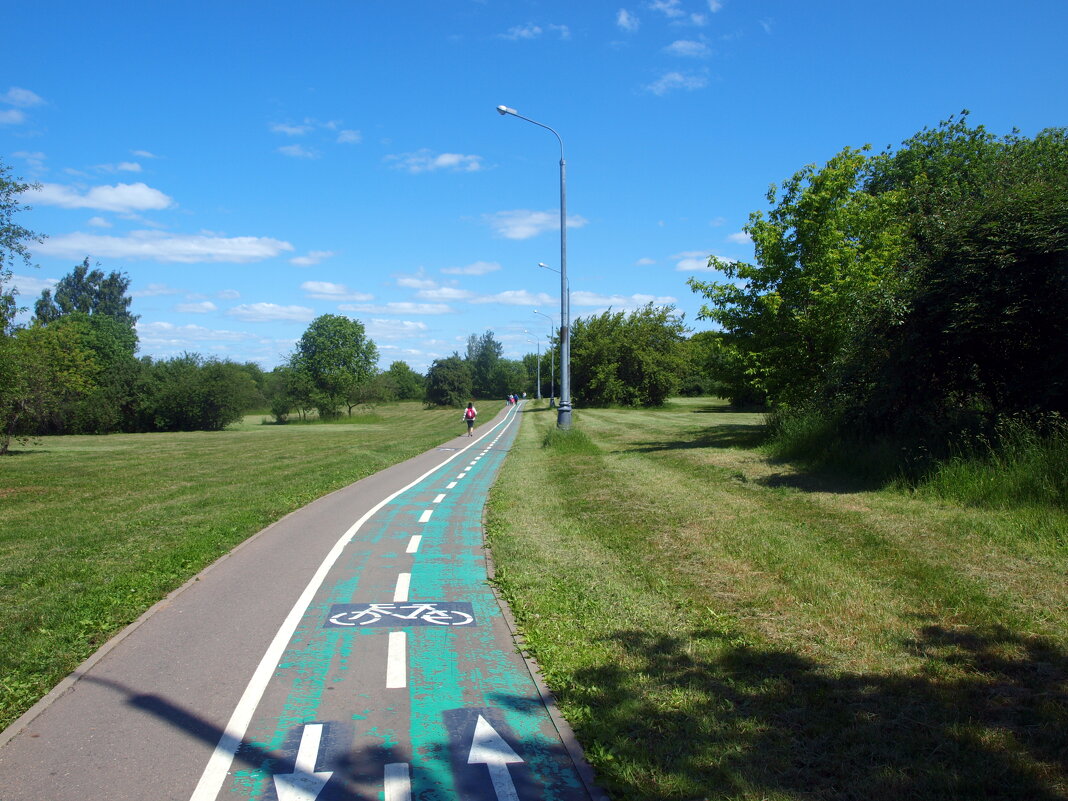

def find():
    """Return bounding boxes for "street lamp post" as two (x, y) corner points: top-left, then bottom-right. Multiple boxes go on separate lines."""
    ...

(497, 104), (572, 429)
(524, 332), (542, 400)
(533, 309), (555, 407)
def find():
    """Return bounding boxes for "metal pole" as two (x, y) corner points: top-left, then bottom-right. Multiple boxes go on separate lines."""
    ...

(557, 153), (571, 429)
(497, 105), (571, 429)
(533, 309), (556, 406)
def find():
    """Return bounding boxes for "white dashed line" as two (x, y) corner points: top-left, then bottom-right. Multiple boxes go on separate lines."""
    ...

(418, 510), (433, 523)
(386, 632), (407, 688)
(393, 573), (411, 602)
(446, 482), (457, 489)
(433, 493), (446, 504)
(384, 763), (412, 801)
(406, 535), (422, 553)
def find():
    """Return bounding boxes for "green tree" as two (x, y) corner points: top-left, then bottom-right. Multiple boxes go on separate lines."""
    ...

(424, 354), (473, 407)
(44, 312), (140, 434)
(688, 146), (907, 408)
(833, 123), (1068, 438)
(0, 323), (99, 453)
(570, 303), (689, 407)
(384, 360), (425, 400)
(465, 330), (503, 398)
(134, 354), (258, 432)
(291, 314), (378, 419)
(1, 160), (44, 334)
(33, 258), (139, 331)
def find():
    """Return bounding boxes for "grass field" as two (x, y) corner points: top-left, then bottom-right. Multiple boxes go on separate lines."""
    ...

(0, 401), (501, 731)
(486, 398), (1068, 800)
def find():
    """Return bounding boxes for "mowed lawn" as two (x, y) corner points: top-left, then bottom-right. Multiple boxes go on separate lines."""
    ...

(486, 398), (1068, 801)
(0, 402), (501, 731)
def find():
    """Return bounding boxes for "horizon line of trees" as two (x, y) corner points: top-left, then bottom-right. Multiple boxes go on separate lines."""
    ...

(688, 112), (1068, 450)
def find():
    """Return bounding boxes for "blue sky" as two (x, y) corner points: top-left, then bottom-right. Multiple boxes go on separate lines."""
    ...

(4, 0), (1066, 373)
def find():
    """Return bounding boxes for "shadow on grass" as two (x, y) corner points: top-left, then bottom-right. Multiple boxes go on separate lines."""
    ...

(629, 425), (771, 453)
(689, 404), (769, 415)
(567, 624), (1068, 800)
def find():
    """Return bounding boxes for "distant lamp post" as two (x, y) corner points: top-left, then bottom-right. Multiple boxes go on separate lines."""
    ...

(533, 308), (556, 407)
(524, 332), (542, 400)
(497, 104), (572, 429)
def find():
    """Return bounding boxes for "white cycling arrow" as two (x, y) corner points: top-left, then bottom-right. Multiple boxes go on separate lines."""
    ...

(273, 723), (332, 801)
(467, 715), (523, 801)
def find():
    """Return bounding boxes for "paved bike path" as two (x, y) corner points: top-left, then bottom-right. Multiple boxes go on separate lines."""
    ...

(0, 403), (599, 801)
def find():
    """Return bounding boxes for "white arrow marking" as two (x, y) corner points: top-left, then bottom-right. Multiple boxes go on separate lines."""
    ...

(273, 723), (332, 801)
(384, 762), (411, 801)
(467, 715), (523, 801)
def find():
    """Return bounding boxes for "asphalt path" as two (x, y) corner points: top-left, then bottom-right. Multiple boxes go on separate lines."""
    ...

(0, 403), (601, 801)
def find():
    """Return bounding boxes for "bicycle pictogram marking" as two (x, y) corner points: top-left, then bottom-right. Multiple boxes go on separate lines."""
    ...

(325, 602), (477, 628)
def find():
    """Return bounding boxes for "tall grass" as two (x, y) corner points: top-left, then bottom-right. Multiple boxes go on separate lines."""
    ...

(919, 416), (1068, 509)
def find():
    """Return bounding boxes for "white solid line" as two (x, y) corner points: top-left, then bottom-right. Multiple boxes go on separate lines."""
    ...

(384, 763), (412, 801)
(418, 509), (433, 523)
(394, 573), (411, 603)
(188, 403), (521, 801)
(433, 493), (445, 504)
(446, 482), (457, 489)
(406, 535), (422, 553)
(386, 631), (407, 688)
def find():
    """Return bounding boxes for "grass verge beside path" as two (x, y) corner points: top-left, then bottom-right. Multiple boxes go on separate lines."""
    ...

(486, 398), (1068, 801)
(0, 401), (502, 731)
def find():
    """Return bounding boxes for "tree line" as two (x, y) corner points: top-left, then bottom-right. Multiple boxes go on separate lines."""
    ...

(688, 113), (1068, 453)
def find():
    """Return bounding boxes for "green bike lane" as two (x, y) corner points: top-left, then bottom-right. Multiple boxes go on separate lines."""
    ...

(191, 402), (597, 801)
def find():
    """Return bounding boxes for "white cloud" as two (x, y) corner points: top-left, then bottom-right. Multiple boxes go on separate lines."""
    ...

(2, 87), (45, 107)
(340, 302), (453, 315)
(366, 319), (429, 340)
(87, 216), (112, 228)
(176, 301), (218, 313)
(277, 144), (319, 159)
(709, 0), (723, 11)
(396, 271), (437, 290)
(227, 303), (316, 323)
(709, 216), (727, 227)
(290, 249), (335, 266)
(117, 161), (142, 172)
(673, 250), (713, 271)
(131, 150), (159, 159)
(29, 181), (173, 213)
(645, 71), (708, 95)
(617, 9), (640, 31)
(484, 209), (589, 240)
(35, 230), (294, 263)
(635, 257), (656, 266)
(217, 289), (241, 300)
(13, 151), (46, 170)
(649, 0), (684, 18)
(0, 110), (26, 125)
(270, 122), (314, 136)
(8, 273), (57, 298)
(665, 39), (711, 57)
(502, 23), (542, 39)
(131, 283), (182, 298)
(337, 129), (362, 144)
(727, 231), (752, 244)
(441, 261), (501, 276)
(386, 149), (484, 174)
(417, 286), (474, 301)
(300, 281), (373, 301)
(137, 321), (256, 345)
(570, 290), (678, 308)
(471, 290), (555, 307)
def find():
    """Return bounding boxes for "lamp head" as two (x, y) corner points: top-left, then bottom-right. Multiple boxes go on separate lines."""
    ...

(497, 105), (517, 116)
(538, 262), (549, 269)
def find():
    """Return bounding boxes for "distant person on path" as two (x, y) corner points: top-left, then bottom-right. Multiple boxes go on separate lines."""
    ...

(463, 402), (477, 436)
